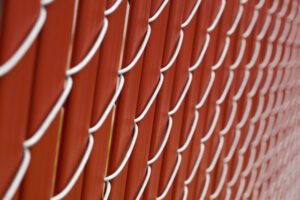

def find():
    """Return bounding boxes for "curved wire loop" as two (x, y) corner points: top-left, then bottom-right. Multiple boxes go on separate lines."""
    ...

(0, 8), (47, 77)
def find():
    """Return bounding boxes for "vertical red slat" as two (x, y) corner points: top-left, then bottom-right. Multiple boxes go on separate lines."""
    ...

(178, 0), (214, 199)
(54, 0), (106, 199)
(20, 0), (76, 199)
(81, 0), (127, 199)
(106, 0), (152, 199)
(242, 3), (272, 198)
(171, 1), (209, 198)
(156, 0), (200, 199)
(198, 2), (238, 198)
(229, 1), (269, 198)
(218, 1), (256, 198)
(143, 0), (186, 198)
(205, 0), (239, 197)
(226, 5), (261, 200)
(209, 0), (248, 198)
(246, 1), (293, 198)
(222, 1), (257, 198)
(124, 0), (171, 199)
(257, 1), (290, 198)
(0, 0), (40, 197)
(188, 0), (227, 198)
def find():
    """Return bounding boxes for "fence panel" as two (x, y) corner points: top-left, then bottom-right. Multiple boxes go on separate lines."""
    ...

(0, 0), (300, 199)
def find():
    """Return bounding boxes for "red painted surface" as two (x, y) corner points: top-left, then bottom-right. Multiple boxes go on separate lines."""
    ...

(81, 0), (127, 199)
(143, 0), (186, 199)
(20, 0), (76, 199)
(0, 0), (39, 198)
(54, 0), (106, 199)
(107, 0), (152, 199)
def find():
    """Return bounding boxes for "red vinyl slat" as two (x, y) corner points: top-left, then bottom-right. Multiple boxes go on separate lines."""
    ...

(54, 0), (106, 199)
(20, 0), (76, 199)
(0, 0), (40, 197)
(124, 0), (171, 199)
(143, 0), (186, 198)
(81, 0), (127, 199)
(106, 0), (152, 199)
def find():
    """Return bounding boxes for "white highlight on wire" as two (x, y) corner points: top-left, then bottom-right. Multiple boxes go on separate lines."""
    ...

(247, 69), (263, 98)
(233, 70), (249, 101)
(207, 0), (226, 32)
(256, 15), (271, 40)
(104, 124), (138, 182)
(160, 30), (184, 72)
(135, 166), (151, 200)
(177, 111), (199, 153)
(2, 149), (31, 200)
(168, 73), (193, 115)
(200, 173), (211, 200)
(147, 116), (173, 165)
(227, 155), (243, 187)
(66, 18), (109, 76)
(245, 41), (261, 69)
(156, 154), (182, 200)
(181, 0), (203, 28)
(269, 18), (281, 42)
(206, 136), (224, 173)
(211, 37), (230, 71)
(24, 77), (73, 147)
(224, 129), (241, 162)
(89, 75), (124, 133)
(149, 0), (169, 23)
(196, 72), (215, 109)
(230, 39), (246, 70)
(184, 143), (205, 185)
(220, 101), (237, 135)
(134, 73), (164, 123)
(118, 25), (151, 74)
(236, 98), (252, 129)
(0, 8), (47, 77)
(227, 5), (244, 36)
(239, 124), (255, 154)
(201, 105), (221, 143)
(216, 71), (234, 105)
(104, 0), (123, 16)
(189, 34), (210, 72)
(209, 163), (228, 199)
(242, 10), (259, 38)
(51, 134), (94, 200)
(259, 43), (273, 69)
